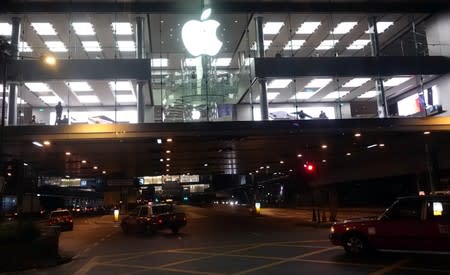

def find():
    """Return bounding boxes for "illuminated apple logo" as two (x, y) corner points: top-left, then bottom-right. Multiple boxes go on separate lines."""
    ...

(182, 8), (222, 56)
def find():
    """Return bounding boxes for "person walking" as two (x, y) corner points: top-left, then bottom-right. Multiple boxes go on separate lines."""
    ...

(55, 101), (62, 125)
(319, 110), (328, 119)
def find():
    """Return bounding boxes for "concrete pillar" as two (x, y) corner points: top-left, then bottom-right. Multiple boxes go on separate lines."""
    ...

(136, 17), (145, 123)
(8, 17), (21, 126)
(368, 16), (388, 118)
(255, 16), (269, 121)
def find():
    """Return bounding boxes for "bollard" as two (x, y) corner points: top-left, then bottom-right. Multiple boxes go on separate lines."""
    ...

(113, 209), (120, 222)
(254, 202), (261, 215)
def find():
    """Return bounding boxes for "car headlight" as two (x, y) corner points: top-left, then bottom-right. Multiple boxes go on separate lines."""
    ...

(330, 226), (335, 233)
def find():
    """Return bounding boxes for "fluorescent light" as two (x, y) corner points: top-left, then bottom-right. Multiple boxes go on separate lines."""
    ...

(32, 141), (43, 147)
(152, 70), (168, 75)
(291, 91), (316, 99)
(17, 97), (27, 104)
(117, 40), (135, 52)
(185, 58), (199, 67)
(383, 77), (410, 87)
(39, 95), (62, 104)
(358, 90), (378, 98)
(296, 22), (321, 34)
(152, 58), (168, 67)
(305, 78), (332, 88)
(263, 22), (284, 35)
(251, 40), (272, 50)
(111, 22), (133, 35)
(212, 58), (232, 67)
(366, 21), (394, 34)
(347, 39), (371, 50)
(267, 79), (292, 89)
(25, 82), (53, 92)
(0, 23), (12, 35)
(31, 23), (57, 35)
(18, 41), (33, 52)
(343, 78), (371, 87)
(256, 92), (279, 101)
(66, 81), (92, 92)
(367, 144), (378, 149)
(81, 41), (102, 52)
(45, 41), (68, 52)
(72, 22), (96, 35)
(316, 40), (339, 50)
(284, 40), (305, 50)
(331, 22), (357, 34)
(324, 91), (349, 99)
(116, 94), (136, 103)
(109, 81), (133, 91)
(77, 95), (100, 103)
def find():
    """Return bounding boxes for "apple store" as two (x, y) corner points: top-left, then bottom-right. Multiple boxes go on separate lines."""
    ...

(1, 2), (450, 125)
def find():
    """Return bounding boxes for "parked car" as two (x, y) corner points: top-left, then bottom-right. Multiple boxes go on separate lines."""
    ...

(48, 209), (73, 231)
(330, 194), (450, 255)
(121, 204), (187, 234)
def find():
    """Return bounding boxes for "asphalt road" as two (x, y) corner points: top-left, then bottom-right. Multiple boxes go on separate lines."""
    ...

(22, 205), (450, 275)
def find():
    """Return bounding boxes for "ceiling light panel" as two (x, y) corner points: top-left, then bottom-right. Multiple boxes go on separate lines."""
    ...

(358, 90), (378, 98)
(305, 78), (332, 88)
(116, 94), (136, 103)
(0, 23), (12, 35)
(331, 22), (358, 34)
(18, 41), (33, 52)
(347, 39), (371, 50)
(17, 97), (27, 104)
(383, 77), (411, 87)
(366, 21), (394, 34)
(72, 22), (96, 35)
(31, 22), (57, 35)
(324, 91), (350, 99)
(284, 40), (305, 50)
(291, 91), (317, 99)
(263, 22), (284, 35)
(109, 81), (133, 91)
(45, 41), (68, 52)
(212, 58), (232, 67)
(343, 78), (371, 87)
(152, 58), (169, 67)
(25, 82), (53, 92)
(185, 58), (199, 67)
(117, 40), (135, 52)
(256, 92), (280, 101)
(77, 95), (100, 103)
(251, 40), (273, 50)
(267, 79), (292, 89)
(39, 95), (62, 104)
(296, 22), (321, 34)
(66, 81), (92, 92)
(316, 40), (339, 50)
(111, 22), (133, 35)
(81, 41), (102, 52)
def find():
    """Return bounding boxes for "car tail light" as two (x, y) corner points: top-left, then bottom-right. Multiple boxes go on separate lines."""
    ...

(158, 219), (163, 224)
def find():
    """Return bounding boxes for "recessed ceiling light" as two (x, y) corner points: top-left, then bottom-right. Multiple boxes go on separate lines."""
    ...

(117, 40), (135, 52)
(43, 140), (51, 146)
(347, 40), (371, 50)
(367, 144), (378, 149)
(109, 81), (133, 91)
(284, 40), (305, 50)
(316, 40), (339, 50)
(39, 95), (62, 104)
(65, 175), (70, 178)
(266, 165), (270, 169)
(291, 91), (317, 100)
(18, 41), (33, 52)
(72, 22), (96, 35)
(354, 133), (361, 137)
(25, 82), (53, 92)
(0, 23), (12, 36)
(321, 145), (328, 149)
(167, 138), (173, 142)
(324, 91), (350, 99)
(166, 158), (170, 161)
(379, 143), (385, 147)
(24, 163), (28, 166)
(366, 21), (394, 34)
(160, 158), (164, 162)
(331, 22), (357, 34)
(157, 139), (162, 144)
(66, 81), (92, 92)
(358, 90), (378, 99)
(305, 78), (332, 89)
(383, 77), (410, 87)
(343, 78), (371, 88)
(260, 166), (264, 169)
(32, 141), (43, 147)
(280, 160), (284, 164)
(152, 58), (169, 67)
(267, 79), (292, 89)
(102, 170), (106, 174)
(65, 152), (71, 156)
(297, 154), (302, 158)
(77, 95), (100, 103)
(166, 164), (170, 167)
(45, 41), (68, 52)
(81, 41), (102, 52)
(204, 163), (208, 167)
(296, 21), (321, 34)
(424, 131), (431, 135)
(31, 22), (57, 35)
(115, 95), (136, 103)
(212, 58), (232, 67)
(93, 166), (98, 170)
(82, 160), (87, 163)
(251, 40), (273, 50)
(255, 92), (280, 102)
(263, 22), (284, 35)
(322, 159), (327, 163)
(346, 152), (352, 156)
(166, 150), (171, 153)
(111, 22), (133, 35)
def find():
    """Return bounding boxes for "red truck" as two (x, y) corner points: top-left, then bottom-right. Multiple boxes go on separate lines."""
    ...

(121, 203), (187, 234)
(329, 194), (450, 255)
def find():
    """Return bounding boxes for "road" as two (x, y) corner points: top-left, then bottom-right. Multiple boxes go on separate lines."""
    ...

(23, 205), (450, 275)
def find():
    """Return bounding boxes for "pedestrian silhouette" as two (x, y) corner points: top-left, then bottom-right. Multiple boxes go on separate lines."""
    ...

(55, 101), (62, 125)
(319, 110), (328, 119)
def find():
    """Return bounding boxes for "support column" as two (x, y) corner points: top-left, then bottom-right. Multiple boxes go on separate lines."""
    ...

(8, 17), (21, 126)
(136, 17), (145, 123)
(368, 16), (388, 118)
(425, 143), (439, 192)
(256, 16), (269, 121)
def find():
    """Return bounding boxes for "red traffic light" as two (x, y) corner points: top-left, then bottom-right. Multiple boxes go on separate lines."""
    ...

(303, 163), (315, 173)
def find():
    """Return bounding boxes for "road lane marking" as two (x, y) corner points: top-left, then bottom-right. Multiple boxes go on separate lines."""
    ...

(297, 258), (383, 268)
(232, 246), (339, 275)
(400, 266), (450, 273)
(97, 262), (224, 275)
(74, 256), (98, 275)
(370, 259), (410, 275)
